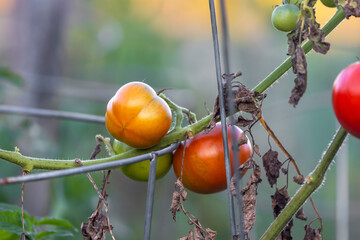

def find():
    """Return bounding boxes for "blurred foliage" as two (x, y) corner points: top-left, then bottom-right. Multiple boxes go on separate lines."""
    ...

(0, 0), (359, 239)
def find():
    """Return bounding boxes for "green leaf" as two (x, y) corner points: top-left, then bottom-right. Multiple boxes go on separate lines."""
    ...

(36, 230), (75, 239)
(0, 66), (23, 86)
(35, 217), (77, 232)
(0, 229), (21, 240)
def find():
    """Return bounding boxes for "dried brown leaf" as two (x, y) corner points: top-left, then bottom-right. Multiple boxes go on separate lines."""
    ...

(242, 163), (262, 235)
(206, 74), (265, 132)
(170, 191), (181, 221)
(205, 228), (217, 240)
(194, 221), (204, 240)
(253, 144), (261, 157)
(179, 230), (194, 240)
(262, 149), (282, 187)
(293, 174), (305, 185)
(281, 168), (288, 175)
(81, 210), (112, 240)
(175, 178), (188, 200)
(296, 207), (308, 221)
(237, 116), (255, 127)
(338, 0), (360, 18)
(289, 46), (307, 107)
(239, 132), (249, 146)
(271, 186), (291, 217)
(304, 224), (322, 240)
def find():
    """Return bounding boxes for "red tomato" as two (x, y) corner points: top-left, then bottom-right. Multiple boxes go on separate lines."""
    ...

(332, 62), (360, 138)
(173, 123), (252, 194)
(105, 82), (172, 149)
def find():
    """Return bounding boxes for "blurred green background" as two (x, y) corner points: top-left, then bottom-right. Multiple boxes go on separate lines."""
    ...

(0, 0), (359, 239)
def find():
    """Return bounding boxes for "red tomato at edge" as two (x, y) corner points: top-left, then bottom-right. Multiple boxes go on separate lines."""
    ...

(332, 62), (360, 138)
(173, 123), (252, 194)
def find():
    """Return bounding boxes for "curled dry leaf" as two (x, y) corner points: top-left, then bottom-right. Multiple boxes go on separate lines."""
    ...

(170, 179), (188, 221)
(241, 161), (262, 235)
(262, 149), (282, 188)
(296, 207), (308, 221)
(253, 144), (261, 157)
(304, 224), (322, 240)
(205, 228), (217, 240)
(81, 211), (112, 240)
(337, 0), (360, 18)
(207, 74), (265, 131)
(287, 1), (330, 107)
(271, 186), (294, 239)
(293, 174), (305, 185)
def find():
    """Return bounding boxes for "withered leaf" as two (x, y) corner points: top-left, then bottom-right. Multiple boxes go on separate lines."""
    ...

(206, 74), (265, 132)
(171, 179), (188, 221)
(194, 220), (205, 240)
(262, 149), (282, 187)
(296, 207), (308, 221)
(281, 168), (288, 175)
(205, 228), (217, 240)
(239, 132), (249, 146)
(237, 115), (255, 127)
(242, 163), (262, 235)
(281, 219), (294, 240)
(304, 224), (322, 240)
(179, 230), (194, 240)
(81, 211), (112, 240)
(293, 174), (305, 185)
(253, 144), (261, 157)
(271, 186), (293, 239)
(289, 46), (307, 107)
(90, 143), (102, 160)
(170, 191), (181, 221)
(337, 0), (360, 19)
(271, 186), (291, 217)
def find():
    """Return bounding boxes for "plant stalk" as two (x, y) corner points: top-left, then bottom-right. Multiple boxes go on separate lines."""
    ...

(259, 127), (348, 240)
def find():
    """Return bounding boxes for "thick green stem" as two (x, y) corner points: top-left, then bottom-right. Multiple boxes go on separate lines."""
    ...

(260, 127), (348, 240)
(0, 115), (212, 171)
(253, 7), (345, 94)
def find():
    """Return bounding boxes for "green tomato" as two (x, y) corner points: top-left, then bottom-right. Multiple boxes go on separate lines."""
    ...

(271, 4), (300, 32)
(121, 153), (173, 182)
(320, 0), (336, 8)
(113, 139), (173, 182)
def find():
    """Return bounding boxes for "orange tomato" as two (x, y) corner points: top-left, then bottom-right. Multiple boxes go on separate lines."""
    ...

(173, 123), (252, 194)
(105, 82), (172, 149)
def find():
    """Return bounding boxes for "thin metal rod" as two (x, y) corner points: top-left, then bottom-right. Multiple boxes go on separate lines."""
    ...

(143, 153), (158, 240)
(0, 143), (179, 186)
(219, 0), (244, 238)
(0, 105), (105, 124)
(208, 0), (237, 236)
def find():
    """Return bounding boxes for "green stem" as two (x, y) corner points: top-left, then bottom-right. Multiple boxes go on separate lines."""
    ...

(252, 7), (345, 94)
(260, 127), (348, 240)
(0, 8), (346, 172)
(0, 115), (211, 172)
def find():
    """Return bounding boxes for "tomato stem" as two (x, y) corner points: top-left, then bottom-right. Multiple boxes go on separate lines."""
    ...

(259, 127), (348, 240)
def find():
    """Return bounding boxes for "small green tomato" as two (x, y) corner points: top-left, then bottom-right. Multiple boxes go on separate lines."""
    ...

(113, 139), (173, 182)
(271, 4), (300, 32)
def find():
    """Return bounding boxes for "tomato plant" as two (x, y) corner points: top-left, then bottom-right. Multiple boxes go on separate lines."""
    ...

(105, 81), (172, 149)
(320, 0), (336, 8)
(113, 139), (173, 181)
(286, 0), (302, 7)
(172, 123), (252, 194)
(271, 4), (300, 32)
(332, 62), (360, 138)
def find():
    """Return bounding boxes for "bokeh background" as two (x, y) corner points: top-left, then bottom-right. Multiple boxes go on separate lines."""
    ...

(0, 0), (359, 239)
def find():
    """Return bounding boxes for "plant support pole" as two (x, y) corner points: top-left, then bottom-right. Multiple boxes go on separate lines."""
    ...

(208, 0), (237, 236)
(143, 154), (158, 240)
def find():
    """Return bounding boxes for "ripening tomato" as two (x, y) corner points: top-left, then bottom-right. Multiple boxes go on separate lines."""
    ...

(332, 62), (360, 138)
(105, 82), (172, 149)
(113, 139), (173, 181)
(320, 0), (336, 8)
(173, 123), (252, 194)
(271, 4), (300, 32)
